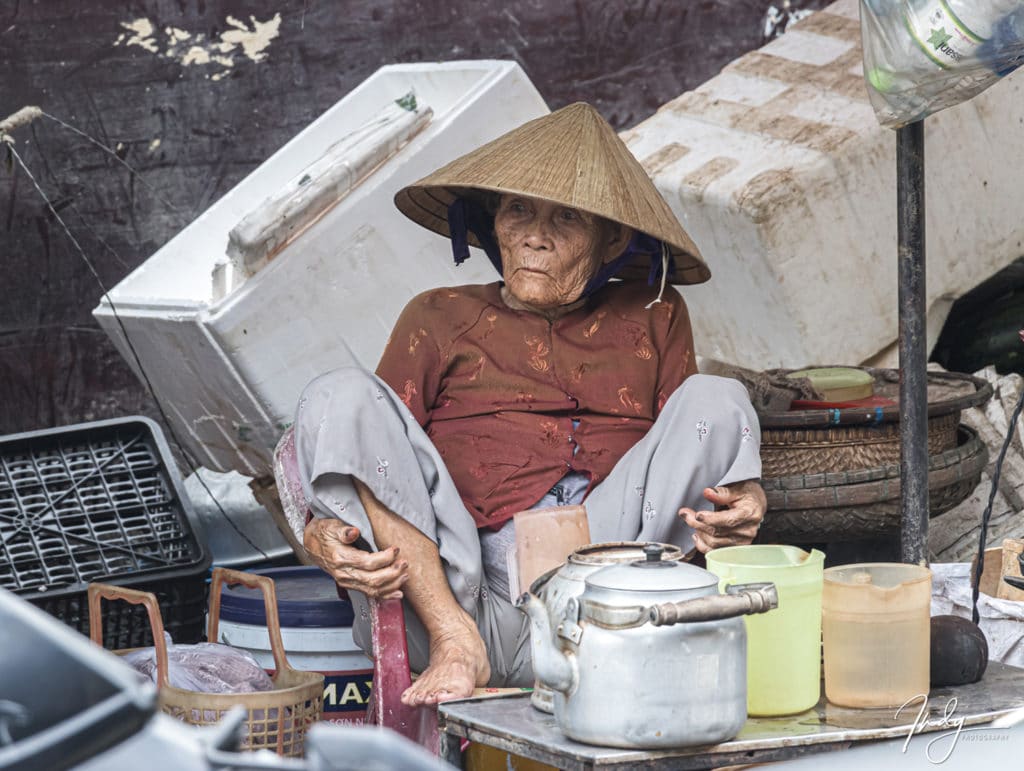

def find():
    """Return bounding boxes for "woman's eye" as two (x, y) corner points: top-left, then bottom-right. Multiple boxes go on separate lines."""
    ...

(508, 200), (526, 213)
(560, 209), (579, 221)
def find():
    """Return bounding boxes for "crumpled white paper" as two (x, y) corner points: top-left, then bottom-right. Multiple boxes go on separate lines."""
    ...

(931, 562), (1024, 666)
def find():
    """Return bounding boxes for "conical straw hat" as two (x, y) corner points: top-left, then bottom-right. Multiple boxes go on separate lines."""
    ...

(394, 102), (710, 285)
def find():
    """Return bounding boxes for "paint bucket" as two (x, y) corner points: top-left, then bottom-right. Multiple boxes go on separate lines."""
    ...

(216, 566), (373, 725)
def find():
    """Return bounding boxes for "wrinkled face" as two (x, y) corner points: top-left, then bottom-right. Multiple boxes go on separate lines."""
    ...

(494, 194), (627, 310)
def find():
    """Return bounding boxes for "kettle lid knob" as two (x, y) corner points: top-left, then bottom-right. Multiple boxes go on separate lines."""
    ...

(643, 544), (664, 562)
(630, 543), (677, 569)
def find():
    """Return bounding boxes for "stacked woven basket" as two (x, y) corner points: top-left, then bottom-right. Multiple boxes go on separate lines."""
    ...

(758, 369), (991, 543)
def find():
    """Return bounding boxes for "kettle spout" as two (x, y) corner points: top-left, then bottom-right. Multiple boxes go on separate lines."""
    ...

(515, 592), (576, 694)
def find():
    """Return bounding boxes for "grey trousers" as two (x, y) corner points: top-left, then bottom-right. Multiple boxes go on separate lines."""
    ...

(295, 367), (761, 687)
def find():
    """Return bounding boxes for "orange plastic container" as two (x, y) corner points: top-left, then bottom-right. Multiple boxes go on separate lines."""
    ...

(822, 563), (931, 708)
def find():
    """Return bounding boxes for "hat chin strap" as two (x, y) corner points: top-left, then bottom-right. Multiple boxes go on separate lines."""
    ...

(580, 230), (674, 306)
(644, 243), (670, 310)
(447, 198), (503, 274)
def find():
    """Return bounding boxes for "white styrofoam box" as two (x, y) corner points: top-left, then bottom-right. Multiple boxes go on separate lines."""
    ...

(226, 98), (434, 280)
(94, 61), (548, 475)
(621, 0), (1024, 371)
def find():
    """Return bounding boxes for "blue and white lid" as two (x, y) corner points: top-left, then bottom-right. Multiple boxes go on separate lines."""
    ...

(218, 566), (355, 628)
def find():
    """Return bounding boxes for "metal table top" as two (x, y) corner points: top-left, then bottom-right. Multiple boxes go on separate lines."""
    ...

(438, 662), (1024, 770)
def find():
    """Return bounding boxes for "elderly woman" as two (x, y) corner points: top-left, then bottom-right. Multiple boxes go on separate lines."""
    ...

(296, 103), (765, 707)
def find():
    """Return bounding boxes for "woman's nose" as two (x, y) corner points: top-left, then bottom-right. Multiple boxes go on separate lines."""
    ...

(523, 219), (553, 249)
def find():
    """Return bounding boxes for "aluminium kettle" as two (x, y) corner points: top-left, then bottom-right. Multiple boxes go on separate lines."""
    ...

(516, 544), (778, 749)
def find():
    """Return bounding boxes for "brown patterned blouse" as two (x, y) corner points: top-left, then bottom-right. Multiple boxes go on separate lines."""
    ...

(375, 280), (697, 529)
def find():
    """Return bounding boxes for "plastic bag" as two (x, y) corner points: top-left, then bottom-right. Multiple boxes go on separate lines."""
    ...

(122, 634), (298, 745)
(931, 562), (1024, 666)
(860, 0), (1024, 128)
(122, 632), (275, 694)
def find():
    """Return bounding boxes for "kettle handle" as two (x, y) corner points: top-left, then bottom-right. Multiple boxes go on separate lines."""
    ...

(648, 582), (778, 626)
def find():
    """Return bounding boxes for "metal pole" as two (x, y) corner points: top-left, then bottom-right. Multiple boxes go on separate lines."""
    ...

(897, 120), (929, 565)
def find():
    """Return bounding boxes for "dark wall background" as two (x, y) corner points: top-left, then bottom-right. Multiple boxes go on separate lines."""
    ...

(0, 0), (829, 439)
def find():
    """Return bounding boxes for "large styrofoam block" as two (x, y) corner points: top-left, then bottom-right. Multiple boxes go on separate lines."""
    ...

(94, 61), (547, 475)
(621, 0), (1024, 371)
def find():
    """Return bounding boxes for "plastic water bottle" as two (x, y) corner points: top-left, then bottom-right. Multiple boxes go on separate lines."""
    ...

(867, 0), (1020, 78)
(909, 0), (1020, 68)
(862, 0), (1024, 126)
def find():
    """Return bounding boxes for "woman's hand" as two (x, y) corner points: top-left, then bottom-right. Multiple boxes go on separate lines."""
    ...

(679, 480), (767, 553)
(303, 518), (409, 599)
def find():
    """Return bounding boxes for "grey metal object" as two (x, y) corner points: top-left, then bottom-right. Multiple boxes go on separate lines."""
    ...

(897, 120), (929, 566)
(184, 468), (294, 567)
(76, 710), (452, 771)
(649, 582), (778, 626)
(517, 545), (777, 749)
(527, 541), (684, 713)
(439, 661), (1024, 770)
(303, 724), (453, 771)
(438, 731), (463, 768)
(0, 587), (157, 771)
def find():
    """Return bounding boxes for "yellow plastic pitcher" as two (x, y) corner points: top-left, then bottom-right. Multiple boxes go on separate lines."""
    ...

(706, 545), (825, 716)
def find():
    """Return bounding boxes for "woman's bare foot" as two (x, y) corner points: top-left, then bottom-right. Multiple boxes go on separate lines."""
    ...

(401, 621), (491, 706)
(347, 482), (491, 706)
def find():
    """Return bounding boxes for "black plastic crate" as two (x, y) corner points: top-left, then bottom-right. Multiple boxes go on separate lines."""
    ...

(0, 417), (211, 647)
(34, 574), (209, 648)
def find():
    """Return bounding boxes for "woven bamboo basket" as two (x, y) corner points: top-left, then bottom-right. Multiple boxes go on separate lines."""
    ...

(759, 369), (991, 477)
(89, 567), (324, 757)
(760, 424), (987, 543)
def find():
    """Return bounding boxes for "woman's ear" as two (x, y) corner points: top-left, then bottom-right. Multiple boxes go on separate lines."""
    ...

(601, 223), (634, 264)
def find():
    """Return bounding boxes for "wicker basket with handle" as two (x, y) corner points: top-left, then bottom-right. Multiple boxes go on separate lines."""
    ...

(88, 567), (324, 757)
